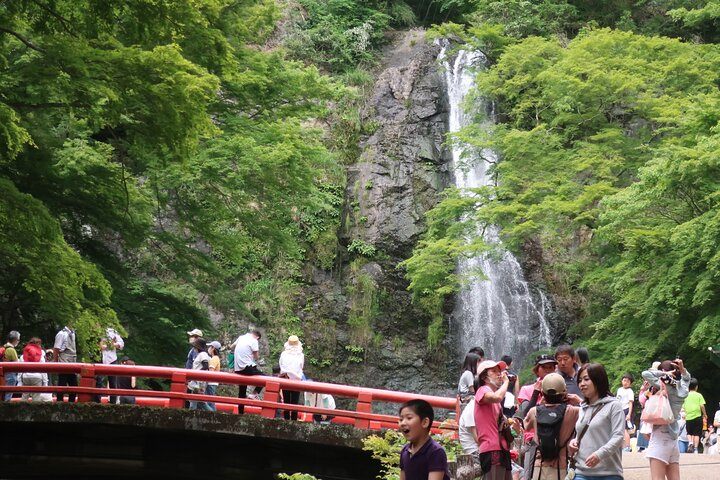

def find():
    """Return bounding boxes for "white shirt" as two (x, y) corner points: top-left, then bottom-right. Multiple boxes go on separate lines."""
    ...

(459, 400), (478, 454)
(192, 351), (210, 371)
(279, 343), (304, 380)
(233, 333), (258, 371)
(458, 370), (474, 396)
(102, 328), (124, 364)
(616, 386), (634, 409)
(53, 326), (76, 362)
(305, 391), (336, 410)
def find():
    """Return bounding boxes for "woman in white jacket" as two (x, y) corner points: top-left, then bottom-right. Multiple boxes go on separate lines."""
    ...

(279, 335), (304, 420)
(568, 363), (625, 480)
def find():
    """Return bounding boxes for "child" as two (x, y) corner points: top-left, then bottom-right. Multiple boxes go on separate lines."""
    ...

(616, 372), (635, 452)
(398, 399), (450, 480)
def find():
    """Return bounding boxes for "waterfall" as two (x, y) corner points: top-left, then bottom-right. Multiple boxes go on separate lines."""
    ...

(442, 47), (552, 367)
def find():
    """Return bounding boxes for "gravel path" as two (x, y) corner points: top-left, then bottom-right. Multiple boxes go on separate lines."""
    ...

(622, 452), (720, 479)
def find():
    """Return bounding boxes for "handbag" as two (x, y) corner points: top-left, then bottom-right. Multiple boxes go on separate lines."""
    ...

(626, 420), (637, 435)
(498, 411), (515, 446)
(187, 380), (207, 393)
(640, 382), (674, 425)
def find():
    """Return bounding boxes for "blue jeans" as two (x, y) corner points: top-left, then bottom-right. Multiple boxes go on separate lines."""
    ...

(678, 440), (689, 453)
(574, 475), (623, 480)
(205, 384), (217, 411)
(3, 372), (17, 401)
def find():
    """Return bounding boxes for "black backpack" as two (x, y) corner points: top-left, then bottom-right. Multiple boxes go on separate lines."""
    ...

(536, 403), (568, 460)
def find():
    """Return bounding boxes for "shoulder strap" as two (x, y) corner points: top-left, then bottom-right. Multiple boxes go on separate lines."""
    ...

(569, 402), (606, 469)
(497, 408), (510, 450)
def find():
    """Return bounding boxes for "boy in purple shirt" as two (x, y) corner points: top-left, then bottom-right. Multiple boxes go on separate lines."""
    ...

(398, 399), (451, 480)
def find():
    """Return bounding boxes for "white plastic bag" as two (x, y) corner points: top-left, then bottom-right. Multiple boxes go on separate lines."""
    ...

(640, 383), (674, 425)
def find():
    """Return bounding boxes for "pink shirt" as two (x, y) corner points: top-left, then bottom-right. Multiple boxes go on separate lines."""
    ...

(474, 385), (509, 453)
(518, 383), (541, 403)
(519, 382), (543, 443)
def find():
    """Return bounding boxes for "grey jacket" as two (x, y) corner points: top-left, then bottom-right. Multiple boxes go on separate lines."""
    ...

(574, 395), (625, 477)
(641, 368), (691, 438)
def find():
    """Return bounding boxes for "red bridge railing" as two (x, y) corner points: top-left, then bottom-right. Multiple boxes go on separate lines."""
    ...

(0, 362), (458, 432)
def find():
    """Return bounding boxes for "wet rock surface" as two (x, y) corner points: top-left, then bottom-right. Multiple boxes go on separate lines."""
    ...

(300, 30), (457, 405)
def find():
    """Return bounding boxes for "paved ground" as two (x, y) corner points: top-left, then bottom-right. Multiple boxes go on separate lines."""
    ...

(623, 452), (720, 479)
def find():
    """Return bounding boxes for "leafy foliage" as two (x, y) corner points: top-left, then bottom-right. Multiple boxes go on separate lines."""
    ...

(362, 430), (405, 480)
(284, 0), (393, 73)
(0, 0), (345, 365)
(469, 0), (581, 38)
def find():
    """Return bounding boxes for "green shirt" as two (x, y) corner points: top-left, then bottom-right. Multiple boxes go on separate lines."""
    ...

(683, 390), (705, 420)
(2, 343), (18, 362)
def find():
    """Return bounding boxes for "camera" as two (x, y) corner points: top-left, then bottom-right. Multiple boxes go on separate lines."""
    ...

(660, 374), (675, 385)
(507, 373), (517, 382)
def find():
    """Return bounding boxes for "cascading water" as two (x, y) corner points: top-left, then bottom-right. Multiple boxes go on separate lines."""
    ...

(443, 47), (552, 367)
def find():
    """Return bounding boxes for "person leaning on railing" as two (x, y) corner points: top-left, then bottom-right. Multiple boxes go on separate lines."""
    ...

(18, 337), (51, 403)
(117, 357), (137, 405)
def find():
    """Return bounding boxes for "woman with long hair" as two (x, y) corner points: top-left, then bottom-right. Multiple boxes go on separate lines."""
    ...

(458, 352), (482, 408)
(642, 359), (690, 480)
(567, 363), (624, 480)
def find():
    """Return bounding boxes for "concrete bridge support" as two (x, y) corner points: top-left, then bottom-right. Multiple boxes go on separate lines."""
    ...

(0, 403), (381, 479)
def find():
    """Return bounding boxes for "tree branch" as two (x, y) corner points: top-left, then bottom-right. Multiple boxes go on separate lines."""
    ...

(0, 26), (45, 52)
(29, 0), (76, 37)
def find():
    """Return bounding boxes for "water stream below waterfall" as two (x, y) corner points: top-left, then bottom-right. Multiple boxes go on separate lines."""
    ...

(442, 48), (552, 367)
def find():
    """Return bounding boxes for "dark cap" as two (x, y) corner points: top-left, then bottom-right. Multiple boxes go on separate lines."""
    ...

(535, 354), (557, 365)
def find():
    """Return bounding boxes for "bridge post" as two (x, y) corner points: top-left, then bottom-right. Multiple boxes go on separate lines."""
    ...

(78, 366), (95, 403)
(169, 372), (187, 409)
(355, 391), (372, 429)
(262, 381), (281, 418)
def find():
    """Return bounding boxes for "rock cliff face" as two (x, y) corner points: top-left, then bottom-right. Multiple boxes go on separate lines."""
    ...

(344, 32), (451, 256)
(299, 31), (458, 402)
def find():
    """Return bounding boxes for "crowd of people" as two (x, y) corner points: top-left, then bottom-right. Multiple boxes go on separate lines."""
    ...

(3, 328), (718, 480)
(1, 326), (334, 422)
(401, 345), (716, 480)
(1, 326), (138, 404)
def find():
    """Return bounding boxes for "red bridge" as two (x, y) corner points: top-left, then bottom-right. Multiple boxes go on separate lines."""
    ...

(0, 362), (458, 480)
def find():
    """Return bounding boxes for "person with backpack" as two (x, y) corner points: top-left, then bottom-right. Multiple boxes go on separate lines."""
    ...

(2, 330), (21, 401)
(524, 373), (580, 480)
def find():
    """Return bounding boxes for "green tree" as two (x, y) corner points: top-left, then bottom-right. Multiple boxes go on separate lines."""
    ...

(0, 0), (344, 366)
